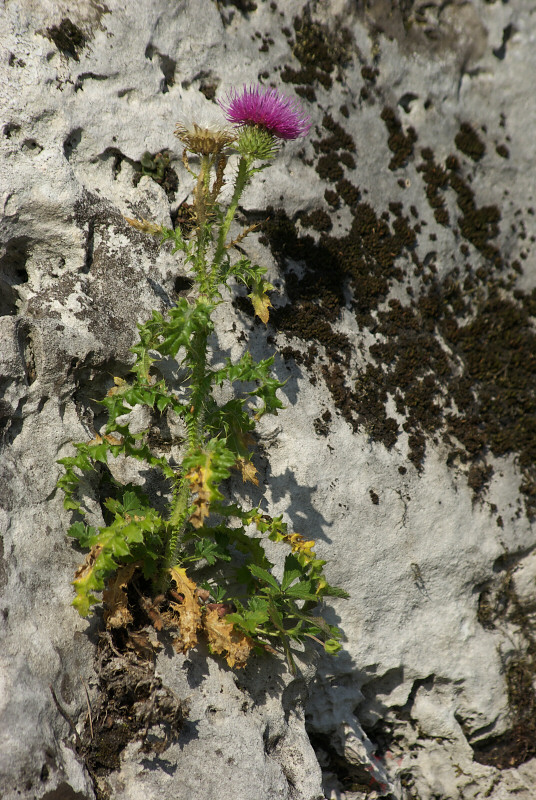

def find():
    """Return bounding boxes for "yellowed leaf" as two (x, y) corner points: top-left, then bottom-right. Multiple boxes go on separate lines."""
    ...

(237, 458), (259, 486)
(168, 567), (203, 653)
(106, 376), (129, 397)
(185, 465), (211, 529)
(248, 286), (273, 324)
(285, 532), (317, 560)
(73, 544), (103, 583)
(123, 216), (163, 235)
(103, 564), (136, 628)
(88, 432), (123, 447)
(104, 433), (123, 445)
(203, 608), (254, 669)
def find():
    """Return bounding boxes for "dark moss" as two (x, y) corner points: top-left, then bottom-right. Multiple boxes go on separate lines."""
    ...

(449, 292), (536, 469)
(381, 106), (417, 170)
(316, 154), (344, 182)
(324, 189), (340, 209)
(312, 114), (357, 186)
(8, 53), (26, 68)
(417, 153), (450, 225)
(322, 363), (396, 437)
(255, 105), (536, 511)
(434, 207), (450, 225)
(351, 364), (400, 447)
(496, 144), (510, 159)
(281, 64), (331, 90)
(281, 13), (351, 91)
(419, 151), (502, 263)
(369, 490), (380, 504)
(455, 122), (486, 162)
(407, 431), (426, 469)
(314, 409), (332, 436)
(292, 16), (335, 76)
(335, 179), (360, 207)
(321, 113), (356, 152)
(199, 82), (217, 100)
(361, 66), (379, 82)
(45, 18), (86, 61)
(300, 209), (332, 232)
(338, 152), (355, 170)
(275, 301), (351, 362)
(448, 166), (502, 266)
(295, 85), (317, 102)
(219, 0), (257, 11)
(467, 463), (493, 496)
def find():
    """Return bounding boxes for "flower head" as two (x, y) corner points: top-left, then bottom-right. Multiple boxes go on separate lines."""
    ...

(219, 85), (311, 140)
(174, 121), (236, 155)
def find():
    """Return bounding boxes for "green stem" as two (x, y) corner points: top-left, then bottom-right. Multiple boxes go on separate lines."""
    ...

(188, 324), (209, 447)
(193, 155), (212, 294)
(165, 478), (190, 566)
(213, 156), (251, 274)
(165, 308), (211, 567)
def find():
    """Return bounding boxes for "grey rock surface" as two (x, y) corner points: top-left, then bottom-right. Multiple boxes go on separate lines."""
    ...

(1, 0), (536, 799)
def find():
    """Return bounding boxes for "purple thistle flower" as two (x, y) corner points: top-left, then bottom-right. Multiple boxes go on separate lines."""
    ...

(219, 85), (311, 140)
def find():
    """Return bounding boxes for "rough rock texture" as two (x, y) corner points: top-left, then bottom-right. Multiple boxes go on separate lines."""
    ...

(1, 1), (536, 798)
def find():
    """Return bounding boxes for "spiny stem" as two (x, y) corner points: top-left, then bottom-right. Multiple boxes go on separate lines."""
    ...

(213, 156), (251, 273)
(166, 478), (190, 567)
(210, 155), (227, 203)
(188, 324), (209, 447)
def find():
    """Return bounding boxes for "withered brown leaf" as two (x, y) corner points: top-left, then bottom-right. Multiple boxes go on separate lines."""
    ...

(185, 466), (212, 529)
(168, 567), (203, 653)
(237, 457), (259, 486)
(203, 608), (254, 669)
(103, 564), (137, 628)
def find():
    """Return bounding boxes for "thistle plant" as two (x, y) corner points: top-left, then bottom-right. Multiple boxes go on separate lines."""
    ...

(57, 85), (347, 672)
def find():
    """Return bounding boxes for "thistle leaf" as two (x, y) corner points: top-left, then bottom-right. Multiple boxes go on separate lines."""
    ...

(248, 279), (274, 324)
(123, 216), (163, 236)
(169, 566), (203, 653)
(103, 564), (136, 628)
(183, 441), (237, 528)
(203, 608), (254, 669)
(237, 457), (259, 485)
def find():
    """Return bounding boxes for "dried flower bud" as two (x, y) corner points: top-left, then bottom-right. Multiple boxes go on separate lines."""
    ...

(174, 122), (236, 155)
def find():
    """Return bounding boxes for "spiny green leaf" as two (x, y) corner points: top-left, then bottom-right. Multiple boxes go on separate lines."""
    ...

(225, 257), (268, 287)
(157, 299), (215, 359)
